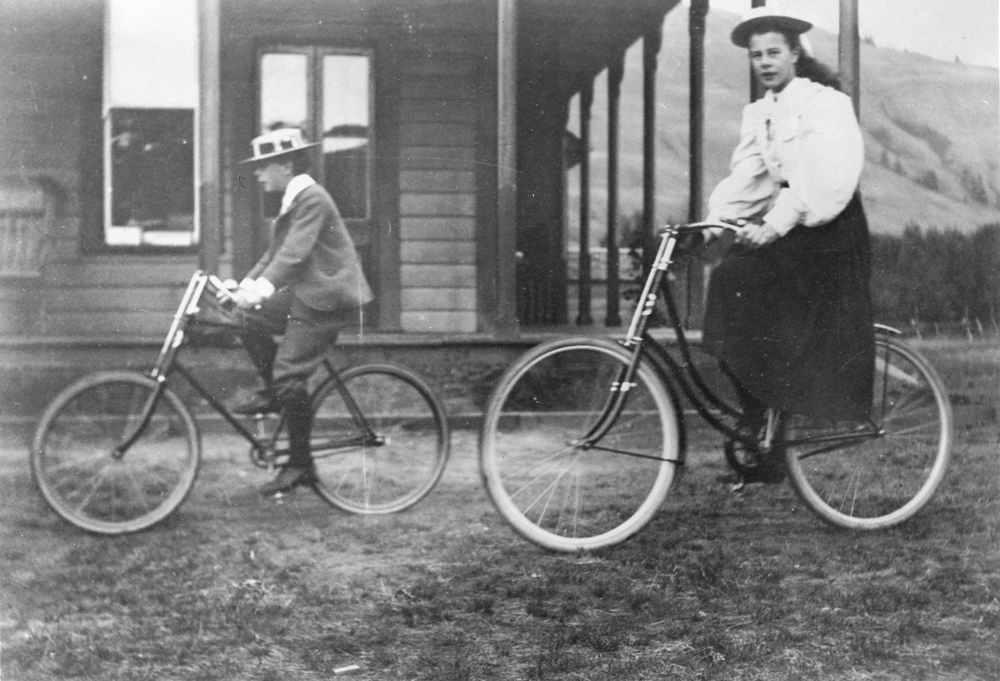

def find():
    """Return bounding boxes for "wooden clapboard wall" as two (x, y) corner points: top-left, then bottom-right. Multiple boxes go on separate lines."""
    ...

(397, 44), (482, 334)
(1, 0), (494, 338)
(0, 0), (197, 339)
(220, 1), (493, 336)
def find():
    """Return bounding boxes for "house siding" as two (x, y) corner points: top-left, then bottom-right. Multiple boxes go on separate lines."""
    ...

(396, 49), (481, 333)
(0, 0), (197, 339)
(1, 1), (495, 339)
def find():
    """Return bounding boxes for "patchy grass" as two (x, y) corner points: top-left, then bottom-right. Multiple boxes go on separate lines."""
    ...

(1, 339), (998, 680)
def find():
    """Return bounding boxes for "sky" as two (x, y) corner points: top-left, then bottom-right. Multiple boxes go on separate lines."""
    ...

(691, 0), (1000, 69)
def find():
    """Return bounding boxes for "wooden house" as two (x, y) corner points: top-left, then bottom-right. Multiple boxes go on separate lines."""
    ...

(0, 0), (861, 419)
(0, 0), (702, 338)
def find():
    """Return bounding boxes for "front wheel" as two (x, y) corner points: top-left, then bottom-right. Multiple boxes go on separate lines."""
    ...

(784, 336), (952, 529)
(31, 371), (201, 534)
(308, 363), (450, 514)
(479, 338), (683, 552)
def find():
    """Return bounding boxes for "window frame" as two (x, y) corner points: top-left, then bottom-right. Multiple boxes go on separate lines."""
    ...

(95, 0), (201, 254)
(102, 106), (200, 250)
(256, 44), (376, 245)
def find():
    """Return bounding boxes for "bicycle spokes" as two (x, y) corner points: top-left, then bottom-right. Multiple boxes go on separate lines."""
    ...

(783, 336), (951, 530)
(479, 339), (681, 552)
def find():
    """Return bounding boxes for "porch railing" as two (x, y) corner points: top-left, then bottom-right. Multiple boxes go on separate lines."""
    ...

(567, 246), (710, 330)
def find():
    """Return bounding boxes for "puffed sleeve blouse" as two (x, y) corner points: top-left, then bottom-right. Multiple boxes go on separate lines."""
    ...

(706, 77), (864, 236)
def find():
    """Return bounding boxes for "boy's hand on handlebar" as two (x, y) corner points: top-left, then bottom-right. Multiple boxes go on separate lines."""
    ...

(234, 287), (264, 309)
(233, 277), (275, 310)
(215, 278), (239, 303)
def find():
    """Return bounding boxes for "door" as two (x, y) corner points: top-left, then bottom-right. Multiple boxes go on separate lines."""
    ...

(257, 47), (378, 308)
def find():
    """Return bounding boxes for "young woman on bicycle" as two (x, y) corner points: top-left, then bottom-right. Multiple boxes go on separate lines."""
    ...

(230, 128), (374, 496)
(696, 7), (874, 483)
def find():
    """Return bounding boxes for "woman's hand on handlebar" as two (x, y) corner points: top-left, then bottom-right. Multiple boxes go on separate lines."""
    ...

(734, 222), (779, 248)
(673, 219), (741, 254)
(676, 218), (780, 251)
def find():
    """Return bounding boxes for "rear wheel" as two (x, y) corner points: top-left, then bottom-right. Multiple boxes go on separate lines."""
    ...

(479, 338), (683, 552)
(309, 364), (450, 514)
(31, 371), (201, 534)
(784, 336), (952, 529)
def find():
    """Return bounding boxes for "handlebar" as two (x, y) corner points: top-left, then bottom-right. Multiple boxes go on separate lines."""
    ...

(207, 274), (239, 303)
(661, 219), (746, 236)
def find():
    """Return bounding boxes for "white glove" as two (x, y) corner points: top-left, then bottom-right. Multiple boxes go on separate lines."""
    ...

(234, 277), (275, 309)
(214, 278), (240, 303)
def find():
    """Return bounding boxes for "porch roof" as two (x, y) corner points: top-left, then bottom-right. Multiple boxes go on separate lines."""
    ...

(520, 0), (682, 91)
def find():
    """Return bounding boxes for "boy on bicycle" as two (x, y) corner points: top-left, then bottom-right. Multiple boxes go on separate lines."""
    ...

(229, 128), (373, 496)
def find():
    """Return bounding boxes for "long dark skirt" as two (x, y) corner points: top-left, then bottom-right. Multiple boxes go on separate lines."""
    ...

(702, 194), (875, 421)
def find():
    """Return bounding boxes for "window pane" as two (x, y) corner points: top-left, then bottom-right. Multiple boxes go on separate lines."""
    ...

(322, 54), (370, 219)
(108, 108), (195, 246)
(106, 0), (197, 108)
(260, 53), (308, 133)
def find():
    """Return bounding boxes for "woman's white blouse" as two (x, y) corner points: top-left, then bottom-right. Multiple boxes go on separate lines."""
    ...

(706, 77), (864, 236)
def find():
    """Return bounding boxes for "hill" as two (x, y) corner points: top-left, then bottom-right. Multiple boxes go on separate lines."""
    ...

(570, 7), (1000, 238)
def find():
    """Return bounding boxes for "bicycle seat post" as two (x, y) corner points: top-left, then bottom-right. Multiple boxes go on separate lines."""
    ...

(253, 413), (270, 442)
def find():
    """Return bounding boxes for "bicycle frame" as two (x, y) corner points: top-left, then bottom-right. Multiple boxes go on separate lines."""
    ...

(590, 224), (885, 453)
(125, 271), (383, 465)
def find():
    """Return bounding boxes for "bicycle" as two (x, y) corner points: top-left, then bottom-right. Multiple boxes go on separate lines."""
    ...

(479, 221), (953, 552)
(31, 271), (451, 534)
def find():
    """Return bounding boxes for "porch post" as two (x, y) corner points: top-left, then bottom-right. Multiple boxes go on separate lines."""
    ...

(686, 0), (709, 329)
(688, 0), (708, 224)
(576, 82), (593, 326)
(750, 0), (766, 101)
(197, 0), (221, 274)
(839, 0), (861, 117)
(605, 55), (624, 327)
(496, 0), (518, 331)
(642, 24), (662, 271)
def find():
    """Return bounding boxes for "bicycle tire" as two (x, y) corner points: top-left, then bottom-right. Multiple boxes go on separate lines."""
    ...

(784, 336), (952, 529)
(308, 363), (450, 514)
(479, 338), (683, 552)
(31, 371), (201, 534)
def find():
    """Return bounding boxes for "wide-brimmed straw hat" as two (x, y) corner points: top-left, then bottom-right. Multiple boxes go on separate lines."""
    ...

(731, 6), (812, 48)
(240, 128), (319, 165)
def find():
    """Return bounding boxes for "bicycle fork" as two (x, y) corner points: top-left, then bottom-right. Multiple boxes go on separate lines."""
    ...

(569, 230), (674, 453)
(571, 231), (675, 455)
(112, 378), (168, 459)
(111, 274), (206, 459)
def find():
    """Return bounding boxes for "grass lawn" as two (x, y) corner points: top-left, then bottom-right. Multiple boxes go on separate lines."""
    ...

(1, 339), (998, 680)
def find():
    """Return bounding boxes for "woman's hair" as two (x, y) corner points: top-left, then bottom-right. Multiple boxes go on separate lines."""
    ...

(758, 28), (843, 91)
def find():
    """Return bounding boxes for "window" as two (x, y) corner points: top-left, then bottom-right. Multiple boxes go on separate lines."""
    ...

(103, 0), (198, 248)
(259, 48), (373, 229)
(320, 54), (371, 221)
(106, 108), (195, 246)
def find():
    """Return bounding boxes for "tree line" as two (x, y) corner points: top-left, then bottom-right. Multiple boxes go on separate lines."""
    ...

(612, 213), (998, 335)
(870, 222), (1000, 333)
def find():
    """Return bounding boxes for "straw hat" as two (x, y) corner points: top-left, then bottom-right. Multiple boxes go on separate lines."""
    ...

(240, 128), (319, 165)
(731, 6), (812, 48)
